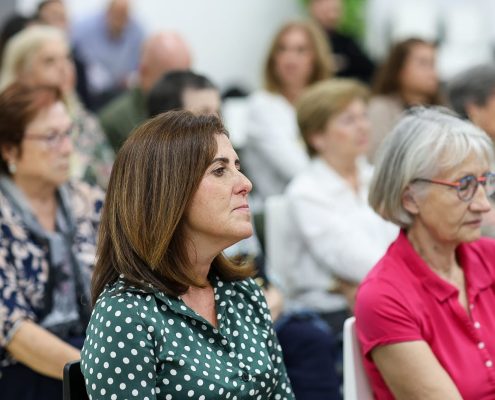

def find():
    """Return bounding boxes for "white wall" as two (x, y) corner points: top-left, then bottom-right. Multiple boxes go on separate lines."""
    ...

(17, 0), (306, 92)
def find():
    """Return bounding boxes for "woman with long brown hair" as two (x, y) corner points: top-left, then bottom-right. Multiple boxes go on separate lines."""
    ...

(81, 111), (294, 399)
(367, 38), (442, 161)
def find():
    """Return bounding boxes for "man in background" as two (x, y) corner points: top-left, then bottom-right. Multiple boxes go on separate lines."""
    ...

(308, 0), (374, 83)
(147, 70), (220, 117)
(99, 31), (191, 151)
(71, 0), (145, 109)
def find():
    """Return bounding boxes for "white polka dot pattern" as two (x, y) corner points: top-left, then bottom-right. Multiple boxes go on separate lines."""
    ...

(81, 276), (294, 399)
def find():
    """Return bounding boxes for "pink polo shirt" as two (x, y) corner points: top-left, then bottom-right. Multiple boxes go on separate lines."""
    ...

(355, 230), (495, 400)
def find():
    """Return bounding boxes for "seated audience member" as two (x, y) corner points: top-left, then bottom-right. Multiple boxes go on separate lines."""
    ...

(446, 64), (495, 144)
(286, 79), (397, 333)
(147, 70), (220, 117)
(0, 14), (31, 65)
(81, 111), (294, 399)
(147, 71), (340, 399)
(243, 20), (333, 204)
(356, 107), (495, 400)
(99, 31), (192, 151)
(446, 64), (495, 235)
(307, 0), (375, 83)
(34, 0), (91, 110)
(0, 25), (114, 188)
(34, 0), (68, 31)
(368, 38), (442, 162)
(0, 83), (103, 400)
(71, 0), (145, 109)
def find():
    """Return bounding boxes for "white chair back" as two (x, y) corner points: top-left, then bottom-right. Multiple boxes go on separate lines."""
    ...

(264, 194), (298, 291)
(343, 317), (373, 400)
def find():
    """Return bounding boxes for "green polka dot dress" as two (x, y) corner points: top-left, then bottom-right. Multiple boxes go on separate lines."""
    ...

(81, 276), (295, 399)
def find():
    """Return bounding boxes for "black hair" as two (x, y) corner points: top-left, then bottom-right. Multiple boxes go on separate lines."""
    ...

(147, 70), (217, 117)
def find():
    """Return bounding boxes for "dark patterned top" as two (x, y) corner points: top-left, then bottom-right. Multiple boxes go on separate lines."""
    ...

(0, 180), (103, 366)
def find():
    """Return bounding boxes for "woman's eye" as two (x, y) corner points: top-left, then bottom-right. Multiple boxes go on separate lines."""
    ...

(213, 167), (225, 176)
(458, 177), (473, 191)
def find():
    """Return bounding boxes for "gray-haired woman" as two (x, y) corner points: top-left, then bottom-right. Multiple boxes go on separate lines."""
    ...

(355, 107), (495, 399)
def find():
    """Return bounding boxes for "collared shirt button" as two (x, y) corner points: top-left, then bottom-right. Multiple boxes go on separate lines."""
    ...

(241, 372), (250, 382)
(469, 303), (474, 310)
(478, 342), (485, 350)
(474, 321), (481, 329)
(486, 360), (493, 368)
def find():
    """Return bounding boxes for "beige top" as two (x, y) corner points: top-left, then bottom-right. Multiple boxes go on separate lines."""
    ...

(367, 95), (404, 163)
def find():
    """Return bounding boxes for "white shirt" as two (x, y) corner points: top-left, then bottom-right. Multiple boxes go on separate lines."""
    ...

(284, 157), (398, 313)
(243, 90), (309, 205)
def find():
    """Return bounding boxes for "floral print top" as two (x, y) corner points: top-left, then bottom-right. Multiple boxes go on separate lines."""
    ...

(70, 105), (115, 189)
(81, 276), (295, 400)
(0, 180), (104, 367)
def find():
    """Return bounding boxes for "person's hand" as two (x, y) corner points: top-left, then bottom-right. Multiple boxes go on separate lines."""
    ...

(263, 286), (284, 322)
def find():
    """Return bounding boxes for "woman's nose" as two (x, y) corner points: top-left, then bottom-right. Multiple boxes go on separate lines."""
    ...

(470, 184), (492, 212)
(58, 133), (73, 155)
(237, 170), (252, 194)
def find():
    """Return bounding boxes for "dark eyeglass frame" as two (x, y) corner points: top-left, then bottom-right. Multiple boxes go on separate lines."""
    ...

(23, 124), (73, 150)
(412, 172), (495, 202)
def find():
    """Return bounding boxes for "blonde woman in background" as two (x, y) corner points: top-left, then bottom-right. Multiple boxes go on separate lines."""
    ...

(286, 79), (397, 334)
(0, 25), (114, 188)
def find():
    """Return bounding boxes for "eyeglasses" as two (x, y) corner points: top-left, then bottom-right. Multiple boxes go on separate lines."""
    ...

(413, 172), (495, 202)
(24, 125), (73, 150)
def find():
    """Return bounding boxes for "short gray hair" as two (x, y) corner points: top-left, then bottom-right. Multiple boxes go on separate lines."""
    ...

(369, 106), (494, 228)
(446, 64), (495, 119)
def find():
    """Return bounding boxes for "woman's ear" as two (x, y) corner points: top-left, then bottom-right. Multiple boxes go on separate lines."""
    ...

(1, 144), (20, 166)
(307, 131), (324, 153)
(465, 101), (483, 125)
(402, 186), (420, 215)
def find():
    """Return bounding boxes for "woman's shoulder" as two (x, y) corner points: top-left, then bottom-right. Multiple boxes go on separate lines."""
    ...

(369, 94), (401, 106)
(0, 189), (28, 241)
(359, 239), (411, 291)
(464, 237), (495, 275)
(92, 279), (159, 321)
(368, 95), (403, 116)
(286, 158), (345, 199)
(248, 90), (287, 110)
(355, 253), (416, 327)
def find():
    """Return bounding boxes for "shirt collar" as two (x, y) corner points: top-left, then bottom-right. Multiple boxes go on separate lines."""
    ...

(393, 230), (493, 302)
(312, 157), (372, 197)
(113, 275), (237, 326)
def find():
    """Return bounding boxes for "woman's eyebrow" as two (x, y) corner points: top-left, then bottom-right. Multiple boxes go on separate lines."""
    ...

(210, 157), (229, 165)
(210, 157), (241, 166)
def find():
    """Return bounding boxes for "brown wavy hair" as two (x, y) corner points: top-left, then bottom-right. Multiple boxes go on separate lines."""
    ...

(91, 111), (254, 304)
(372, 38), (442, 105)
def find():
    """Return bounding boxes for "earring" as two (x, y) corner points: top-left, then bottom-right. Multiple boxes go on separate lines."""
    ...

(8, 163), (16, 174)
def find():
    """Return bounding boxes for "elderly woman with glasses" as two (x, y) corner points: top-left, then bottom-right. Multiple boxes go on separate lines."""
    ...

(0, 83), (103, 400)
(355, 107), (495, 400)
